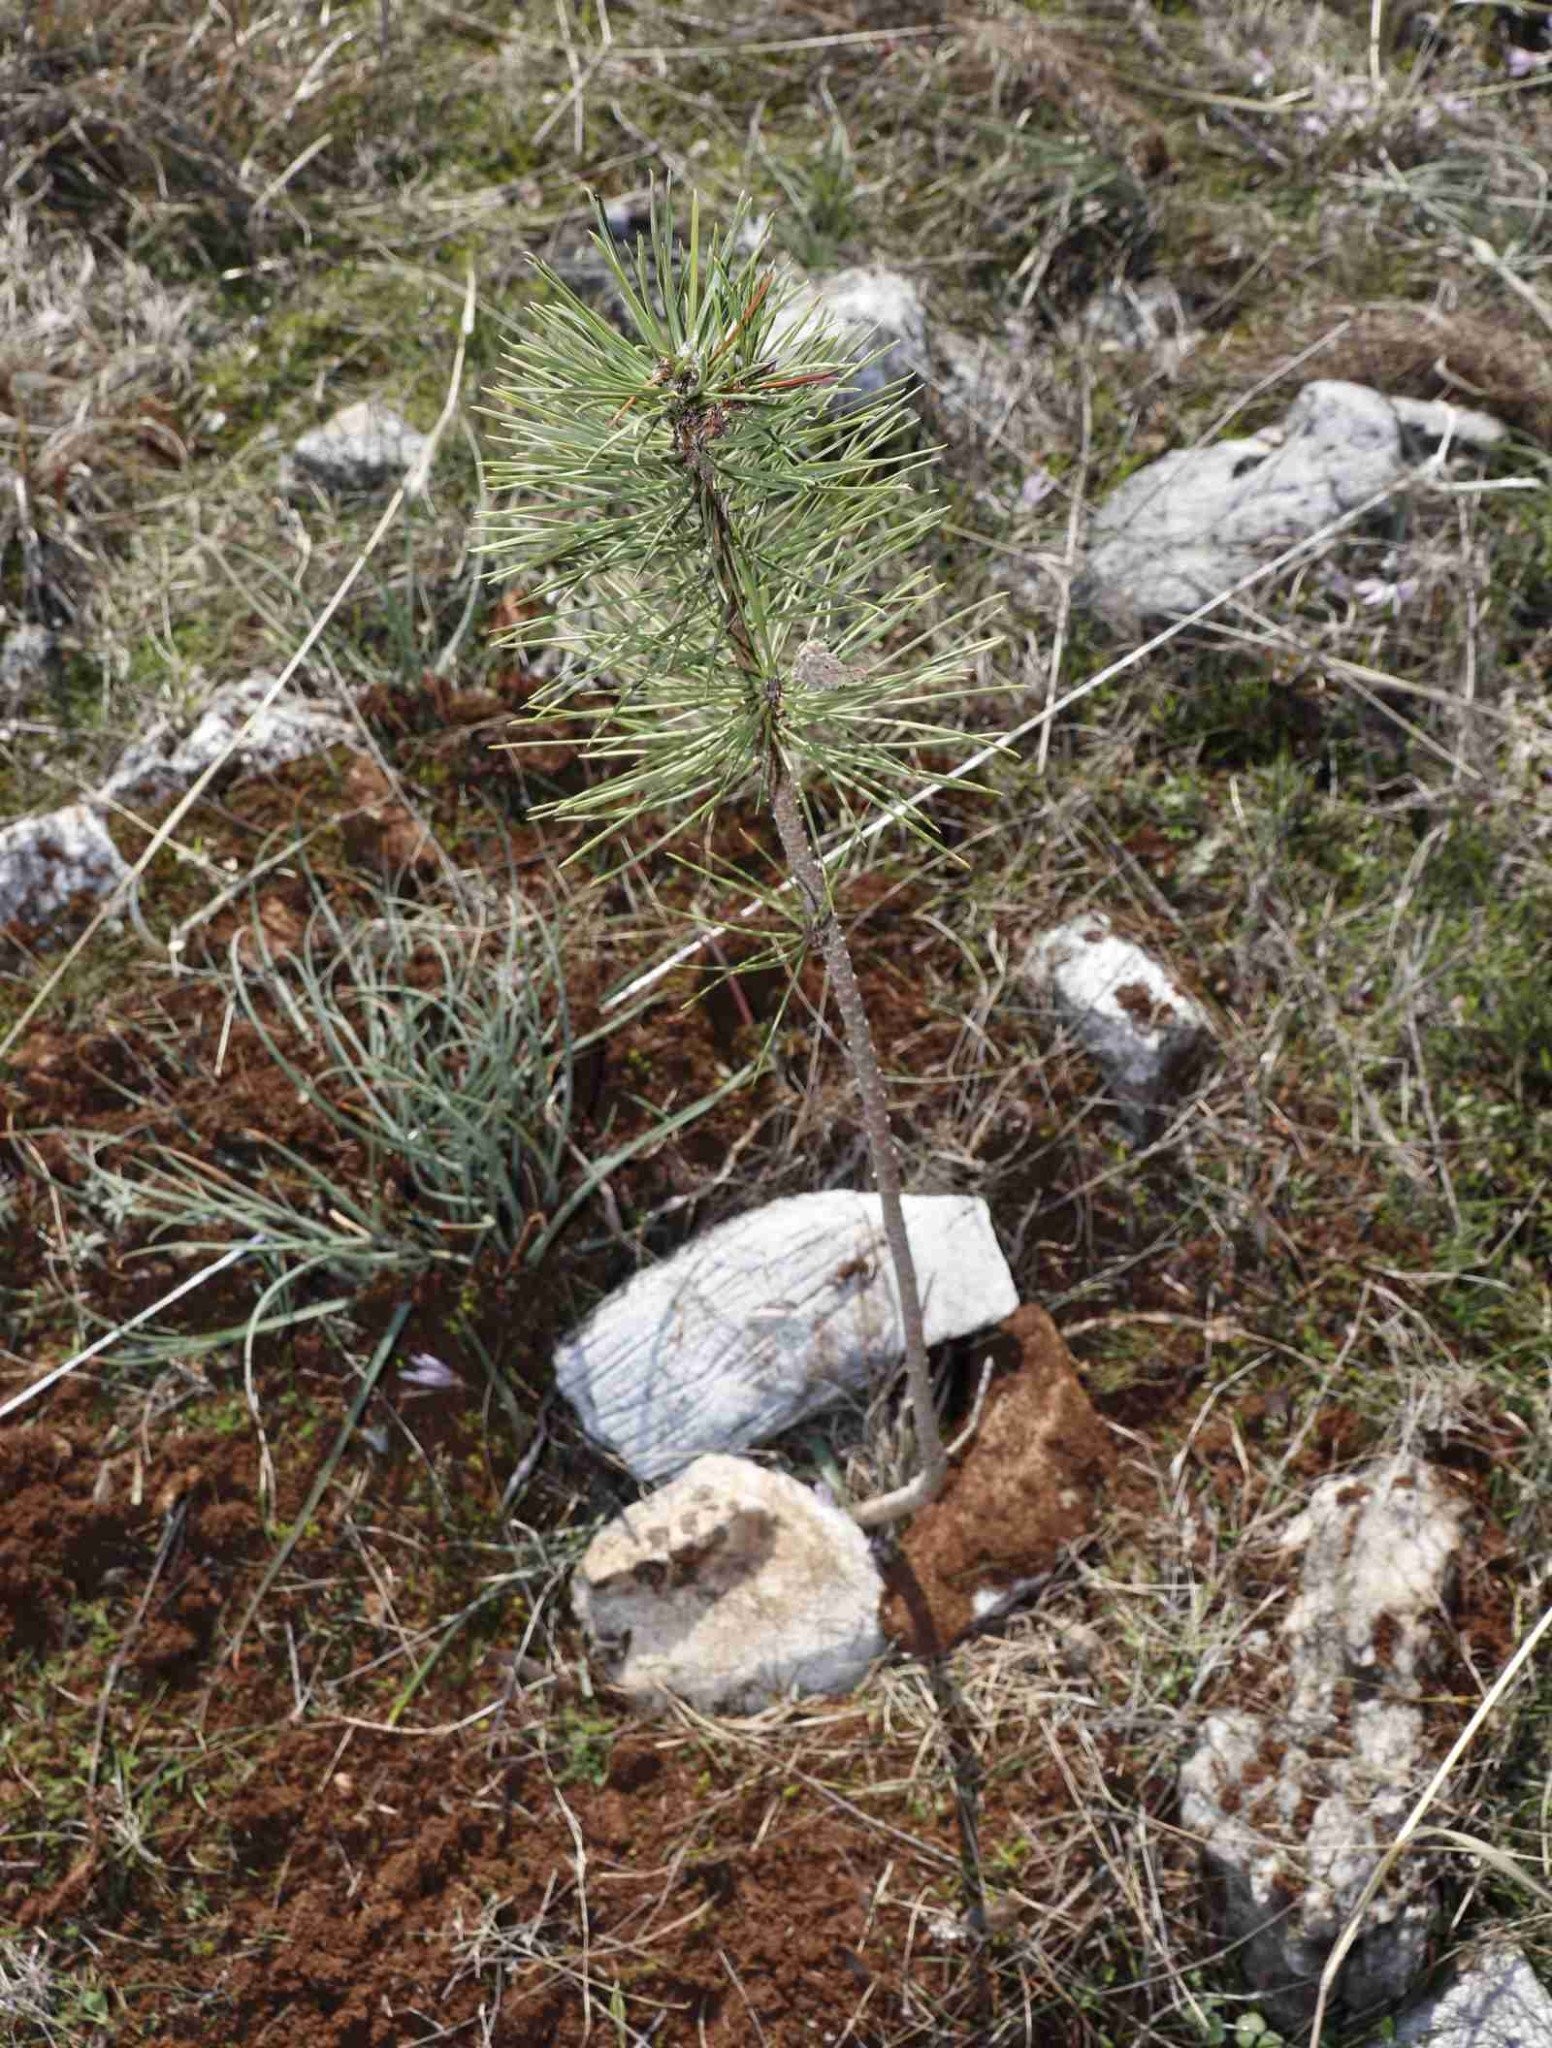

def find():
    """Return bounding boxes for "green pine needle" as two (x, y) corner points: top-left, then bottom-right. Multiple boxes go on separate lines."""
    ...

(477, 186), (1000, 841)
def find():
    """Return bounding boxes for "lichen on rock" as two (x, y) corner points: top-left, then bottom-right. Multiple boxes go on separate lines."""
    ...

(572, 1453), (886, 1714)
(1179, 1458), (1470, 2030)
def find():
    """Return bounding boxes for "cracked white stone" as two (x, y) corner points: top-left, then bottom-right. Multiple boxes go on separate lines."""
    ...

(98, 673), (352, 808)
(1180, 1459), (1468, 2030)
(1024, 911), (1209, 1107)
(573, 1453), (886, 1713)
(555, 1191), (1018, 1483)
(0, 804), (129, 934)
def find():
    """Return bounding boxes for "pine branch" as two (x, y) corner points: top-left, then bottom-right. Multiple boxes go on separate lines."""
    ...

(673, 379), (948, 1522)
(480, 185), (1004, 1523)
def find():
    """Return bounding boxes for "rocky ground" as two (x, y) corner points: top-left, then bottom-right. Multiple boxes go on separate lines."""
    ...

(2, 3), (1551, 2044)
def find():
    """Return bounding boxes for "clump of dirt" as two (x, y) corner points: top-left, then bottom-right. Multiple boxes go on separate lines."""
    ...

(884, 1305), (1116, 1652)
(339, 757), (438, 879)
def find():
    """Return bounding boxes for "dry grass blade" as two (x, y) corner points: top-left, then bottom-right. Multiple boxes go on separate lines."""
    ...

(222, 1299), (412, 1667)
(0, 1238), (256, 1423)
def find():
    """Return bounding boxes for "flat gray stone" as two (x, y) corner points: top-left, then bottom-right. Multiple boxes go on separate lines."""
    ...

(573, 1452), (886, 1714)
(555, 1191), (1018, 1484)
(1080, 379), (1507, 624)
(1379, 1949), (1552, 2048)
(98, 674), (351, 808)
(290, 401), (429, 494)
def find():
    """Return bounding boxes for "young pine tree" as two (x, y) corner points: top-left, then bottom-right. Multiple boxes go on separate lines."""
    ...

(479, 193), (995, 1527)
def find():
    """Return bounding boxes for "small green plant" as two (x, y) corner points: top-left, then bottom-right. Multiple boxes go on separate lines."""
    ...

(80, 884), (579, 1310)
(479, 191), (996, 1525)
(552, 1709), (616, 1788)
(773, 123), (862, 270)
(75, 879), (732, 1345)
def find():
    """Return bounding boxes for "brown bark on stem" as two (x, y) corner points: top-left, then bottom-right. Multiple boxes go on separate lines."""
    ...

(681, 412), (946, 1527)
(769, 768), (947, 1528)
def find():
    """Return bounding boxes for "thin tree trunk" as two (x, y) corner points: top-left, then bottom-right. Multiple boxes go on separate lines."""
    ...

(683, 429), (947, 1527)
(769, 766), (947, 1528)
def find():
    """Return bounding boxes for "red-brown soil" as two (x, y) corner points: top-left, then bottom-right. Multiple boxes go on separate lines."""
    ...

(884, 1306), (1115, 1652)
(138, 1718), (970, 2046)
(0, 1368), (1097, 2044)
(3, 1347), (1513, 2044)
(0, 676), (1520, 2045)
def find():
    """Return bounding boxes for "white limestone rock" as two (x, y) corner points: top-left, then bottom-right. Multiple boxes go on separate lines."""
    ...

(1081, 380), (1507, 623)
(1374, 1949), (1552, 2048)
(98, 673), (351, 808)
(1389, 396), (1509, 456)
(290, 400), (430, 494)
(1180, 1459), (1469, 2030)
(555, 1191), (1018, 1483)
(573, 1453), (886, 1713)
(0, 804), (129, 934)
(1025, 911), (1209, 1108)
(1182, 1705), (1438, 2027)
(0, 624), (57, 708)
(770, 267), (928, 412)
(1281, 1457), (1469, 1728)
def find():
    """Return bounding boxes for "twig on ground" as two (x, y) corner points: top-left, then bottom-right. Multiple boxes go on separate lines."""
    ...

(87, 1500), (186, 1794)
(223, 1300), (412, 1667)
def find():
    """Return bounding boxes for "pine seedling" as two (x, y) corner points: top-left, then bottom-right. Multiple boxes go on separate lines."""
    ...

(479, 191), (998, 1527)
